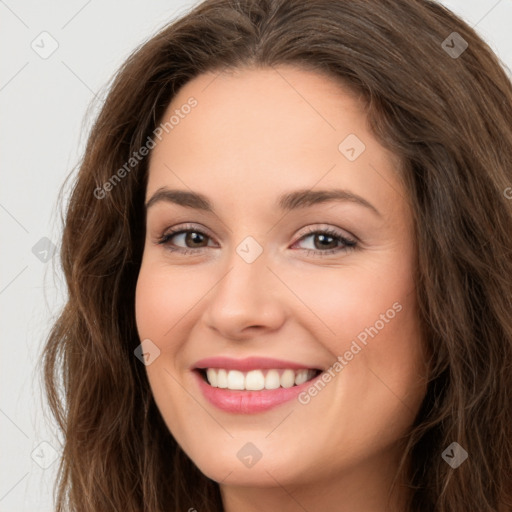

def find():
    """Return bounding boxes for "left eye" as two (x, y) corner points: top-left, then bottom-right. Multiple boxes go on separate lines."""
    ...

(294, 229), (357, 254)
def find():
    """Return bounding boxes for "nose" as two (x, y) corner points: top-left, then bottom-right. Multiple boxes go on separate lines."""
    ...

(201, 246), (287, 341)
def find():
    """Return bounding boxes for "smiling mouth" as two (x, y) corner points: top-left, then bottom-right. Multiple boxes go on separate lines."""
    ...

(196, 368), (323, 391)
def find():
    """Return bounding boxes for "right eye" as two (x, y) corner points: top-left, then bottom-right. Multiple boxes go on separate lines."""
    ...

(157, 224), (216, 255)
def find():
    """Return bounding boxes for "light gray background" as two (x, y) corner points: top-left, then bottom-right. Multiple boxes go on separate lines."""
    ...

(1, 1), (510, 510)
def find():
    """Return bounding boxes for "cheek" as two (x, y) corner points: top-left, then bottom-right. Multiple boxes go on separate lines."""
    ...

(135, 261), (202, 342)
(280, 257), (414, 347)
(134, 261), (195, 433)
(283, 254), (425, 400)
(135, 266), (169, 339)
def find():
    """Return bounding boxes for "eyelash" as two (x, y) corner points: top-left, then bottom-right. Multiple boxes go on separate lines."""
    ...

(156, 223), (358, 257)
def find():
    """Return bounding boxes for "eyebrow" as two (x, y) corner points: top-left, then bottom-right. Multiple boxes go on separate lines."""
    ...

(145, 187), (381, 217)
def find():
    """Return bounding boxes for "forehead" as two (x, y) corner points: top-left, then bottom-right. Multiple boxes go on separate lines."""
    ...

(155, 65), (367, 152)
(146, 65), (404, 220)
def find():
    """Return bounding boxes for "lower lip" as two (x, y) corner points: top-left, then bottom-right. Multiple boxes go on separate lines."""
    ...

(193, 370), (323, 414)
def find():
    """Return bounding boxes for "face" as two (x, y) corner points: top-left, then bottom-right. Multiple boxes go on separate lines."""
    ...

(135, 65), (428, 492)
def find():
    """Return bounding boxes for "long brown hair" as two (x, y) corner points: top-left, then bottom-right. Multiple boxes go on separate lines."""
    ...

(40, 0), (512, 510)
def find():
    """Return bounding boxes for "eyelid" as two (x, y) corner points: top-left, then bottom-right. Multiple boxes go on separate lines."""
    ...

(295, 224), (357, 242)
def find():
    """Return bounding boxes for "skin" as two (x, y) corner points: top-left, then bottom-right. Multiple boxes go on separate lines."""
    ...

(135, 65), (429, 512)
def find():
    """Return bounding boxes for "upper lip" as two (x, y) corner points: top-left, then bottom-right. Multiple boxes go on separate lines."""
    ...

(192, 356), (322, 372)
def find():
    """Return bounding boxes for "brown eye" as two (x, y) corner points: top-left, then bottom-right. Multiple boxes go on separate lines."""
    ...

(157, 225), (214, 254)
(312, 233), (339, 250)
(293, 227), (358, 257)
(182, 231), (208, 247)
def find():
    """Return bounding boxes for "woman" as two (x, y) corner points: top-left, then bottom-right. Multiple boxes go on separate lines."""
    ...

(41, 0), (512, 510)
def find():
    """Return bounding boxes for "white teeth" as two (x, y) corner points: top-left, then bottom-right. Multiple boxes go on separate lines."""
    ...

(217, 369), (228, 388)
(245, 370), (265, 390)
(294, 369), (309, 385)
(206, 368), (217, 387)
(280, 369), (295, 388)
(227, 370), (245, 390)
(203, 368), (318, 390)
(265, 369), (281, 389)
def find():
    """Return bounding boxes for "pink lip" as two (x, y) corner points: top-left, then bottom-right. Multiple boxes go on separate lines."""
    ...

(192, 367), (324, 414)
(192, 356), (321, 372)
